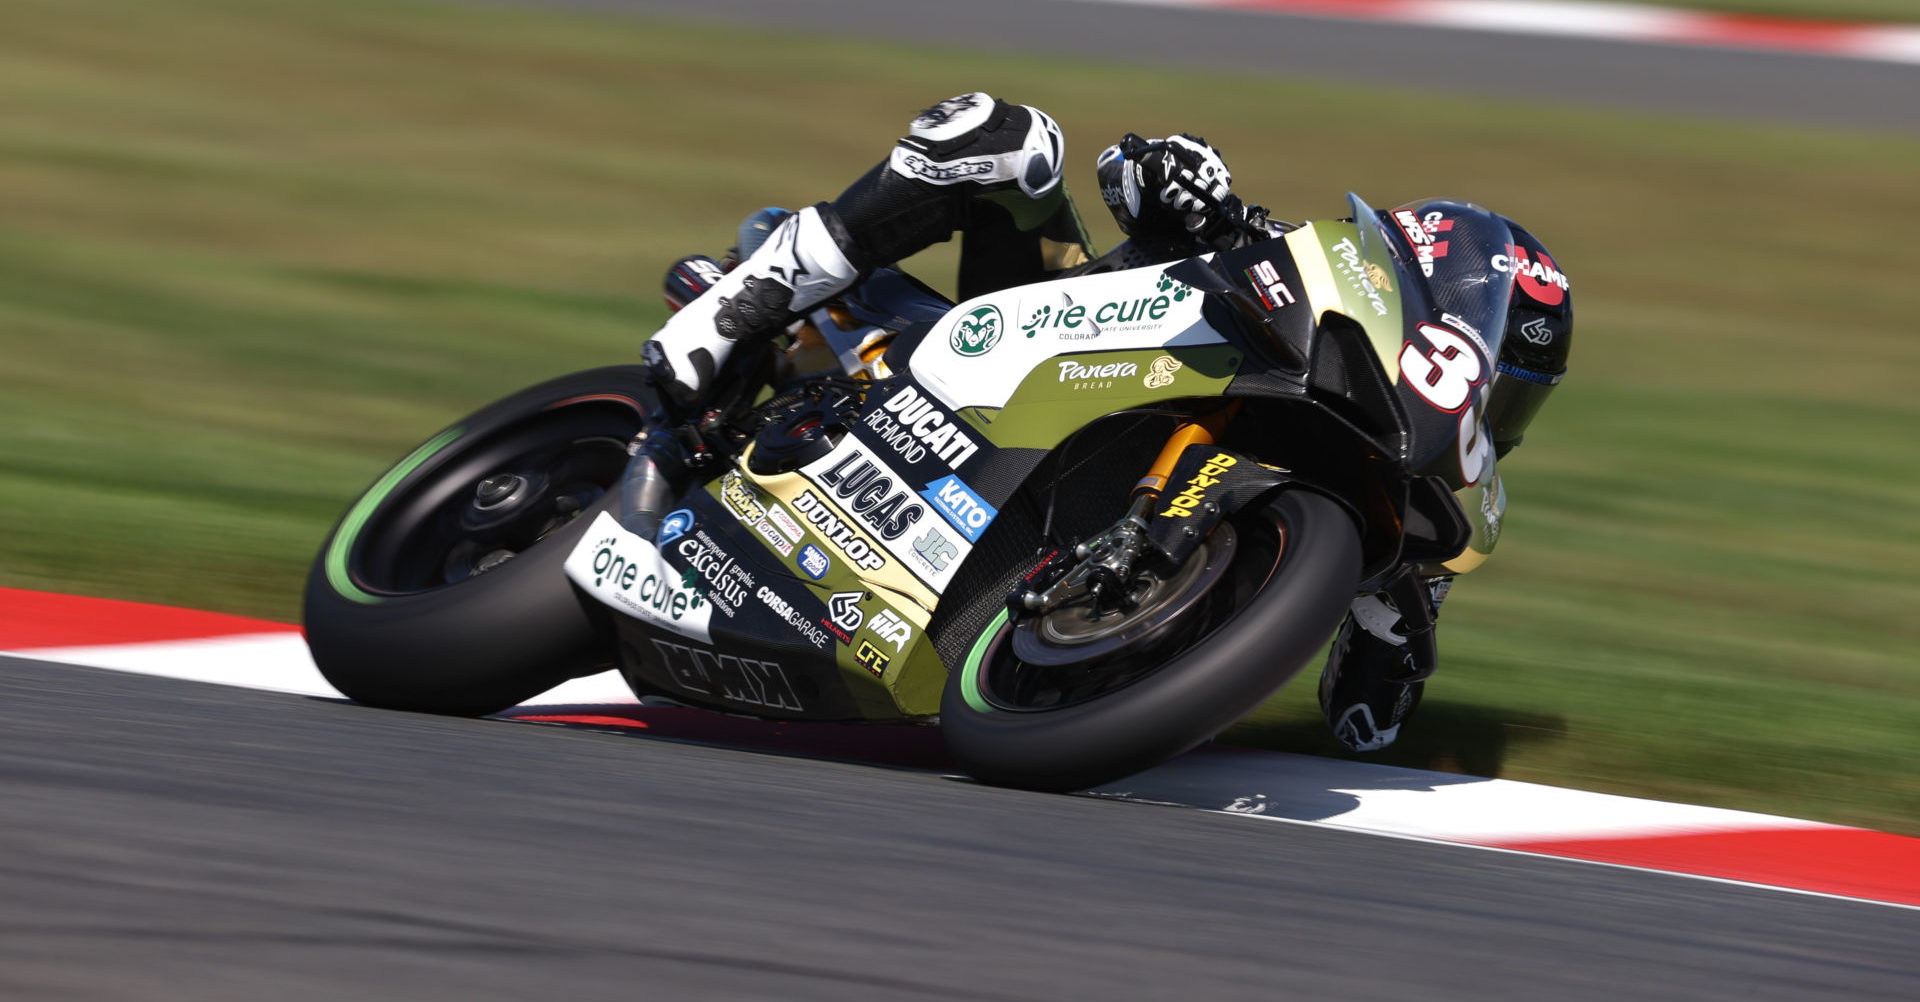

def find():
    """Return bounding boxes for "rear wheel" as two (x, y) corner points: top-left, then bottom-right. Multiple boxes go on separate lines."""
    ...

(302, 367), (651, 716)
(940, 490), (1361, 792)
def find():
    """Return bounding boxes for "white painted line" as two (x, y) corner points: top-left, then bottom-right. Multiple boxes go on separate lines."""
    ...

(1061, 0), (1920, 65)
(17, 633), (339, 698)
(1092, 747), (1830, 842)
(7, 633), (636, 707)
(1161, 798), (1920, 912)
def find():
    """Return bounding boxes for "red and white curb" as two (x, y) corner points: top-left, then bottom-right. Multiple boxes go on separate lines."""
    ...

(4, 586), (1916, 908)
(1072, 0), (1920, 64)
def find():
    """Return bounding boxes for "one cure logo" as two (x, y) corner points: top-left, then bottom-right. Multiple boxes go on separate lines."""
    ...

(1019, 272), (1193, 338)
(585, 533), (708, 629)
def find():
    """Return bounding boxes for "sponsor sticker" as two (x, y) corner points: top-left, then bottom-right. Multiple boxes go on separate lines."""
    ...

(1018, 272), (1191, 340)
(657, 508), (694, 544)
(798, 543), (831, 579)
(1158, 452), (1238, 519)
(753, 518), (794, 556)
(898, 153), (998, 183)
(854, 639), (891, 679)
(675, 528), (756, 618)
(1245, 259), (1297, 311)
(920, 474), (997, 543)
(719, 469), (767, 525)
(911, 526), (959, 573)
(1143, 354), (1183, 390)
(649, 637), (804, 711)
(765, 503), (803, 543)
(806, 437), (927, 542)
(1491, 245), (1570, 306)
(1331, 236), (1390, 317)
(755, 585), (831, 649)
(791, 491), (888, 572)
(563, 511), (712, 641)
(871, 385), (980, 468)
(1057, 359), (1140, 389)
(951, 304), (1005, 357)
(1392, 209), (1453, 278)
(869, 608), (914, 652)
(823, 590), (865, 644)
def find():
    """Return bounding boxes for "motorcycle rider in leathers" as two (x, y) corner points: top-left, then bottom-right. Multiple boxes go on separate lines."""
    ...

(643, 92), (1574, 754)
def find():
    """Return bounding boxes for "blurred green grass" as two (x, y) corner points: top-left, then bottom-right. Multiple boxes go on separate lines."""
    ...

(2, 0), (1915, 831)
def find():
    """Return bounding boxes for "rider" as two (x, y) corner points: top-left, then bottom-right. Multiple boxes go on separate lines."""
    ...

(642, 92), (1573, 755)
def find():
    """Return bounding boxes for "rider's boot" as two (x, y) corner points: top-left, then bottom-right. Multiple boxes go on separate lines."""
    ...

(1318, 576), (1452, 752)
(642, 202), (864, 407)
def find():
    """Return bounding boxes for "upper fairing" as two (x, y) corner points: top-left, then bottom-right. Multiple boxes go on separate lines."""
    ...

(909, 263), (1229, 412)
(1281, 195), (1499, 493)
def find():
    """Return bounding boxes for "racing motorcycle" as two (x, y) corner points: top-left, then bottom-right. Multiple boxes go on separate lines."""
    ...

(303, 194), (1506, 792)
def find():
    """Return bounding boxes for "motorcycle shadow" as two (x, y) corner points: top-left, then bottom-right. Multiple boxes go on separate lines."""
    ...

(1221, 699), (1570, 781)
(1088, 703), (1568, 823)
(491, 698), (1566, 826)
(495, 703), (958, 773)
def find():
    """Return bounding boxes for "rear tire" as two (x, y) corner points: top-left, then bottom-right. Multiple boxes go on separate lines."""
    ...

(302, 367), (652, 716)
(940, 490), (1361, 792)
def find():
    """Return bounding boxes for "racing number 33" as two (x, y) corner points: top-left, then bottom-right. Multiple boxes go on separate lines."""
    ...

(1399, 322), (1483, 412)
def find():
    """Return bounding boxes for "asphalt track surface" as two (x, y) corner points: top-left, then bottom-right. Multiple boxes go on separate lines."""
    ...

(513, 0), (1920, 131)
(7, 656), (1917, 1000)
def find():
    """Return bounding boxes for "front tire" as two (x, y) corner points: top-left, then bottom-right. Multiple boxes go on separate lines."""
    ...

(940, 490), (1361, 792)
(303, 367), (652, 716)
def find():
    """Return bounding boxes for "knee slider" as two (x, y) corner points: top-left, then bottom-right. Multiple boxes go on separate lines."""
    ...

(888, 93), (1063, 198)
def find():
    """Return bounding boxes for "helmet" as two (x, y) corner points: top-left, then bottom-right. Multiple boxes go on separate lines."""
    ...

(1486, 220), (1572, 455)
(1389, 199), (1573, 455)
(732, 206), (794, 264)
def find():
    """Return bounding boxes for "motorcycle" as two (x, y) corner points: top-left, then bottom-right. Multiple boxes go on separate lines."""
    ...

(303, 193), (1506, 792)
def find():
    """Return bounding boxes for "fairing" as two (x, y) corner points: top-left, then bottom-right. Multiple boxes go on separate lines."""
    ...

(568, 196), (1516, 722)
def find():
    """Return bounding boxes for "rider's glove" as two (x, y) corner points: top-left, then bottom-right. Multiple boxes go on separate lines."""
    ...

(1097, 133), (1234, 242)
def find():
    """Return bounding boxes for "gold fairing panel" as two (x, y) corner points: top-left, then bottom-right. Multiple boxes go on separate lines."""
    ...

(1432, 466), (1505, 576)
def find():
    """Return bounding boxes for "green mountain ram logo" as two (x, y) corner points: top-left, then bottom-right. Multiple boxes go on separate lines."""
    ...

(951, 305), (1004, 356)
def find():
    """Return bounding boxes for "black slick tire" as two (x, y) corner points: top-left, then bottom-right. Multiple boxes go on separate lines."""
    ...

(302, 367), (651, 716)
(940, 490), (1361, 792)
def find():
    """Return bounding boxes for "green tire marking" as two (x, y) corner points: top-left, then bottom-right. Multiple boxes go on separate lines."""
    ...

(959, 608), (1011, 715)
(323, 426), (465, 604)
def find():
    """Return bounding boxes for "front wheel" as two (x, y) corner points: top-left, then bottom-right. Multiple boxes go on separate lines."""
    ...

(303, 367), (652, 716)
(940, 490), (1361, 792)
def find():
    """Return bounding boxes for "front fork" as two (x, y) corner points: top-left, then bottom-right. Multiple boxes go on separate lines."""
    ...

(1012, 407), (1238, 615)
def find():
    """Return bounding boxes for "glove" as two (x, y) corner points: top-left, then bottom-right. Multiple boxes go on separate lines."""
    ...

(1096, 133), (1235, 242)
